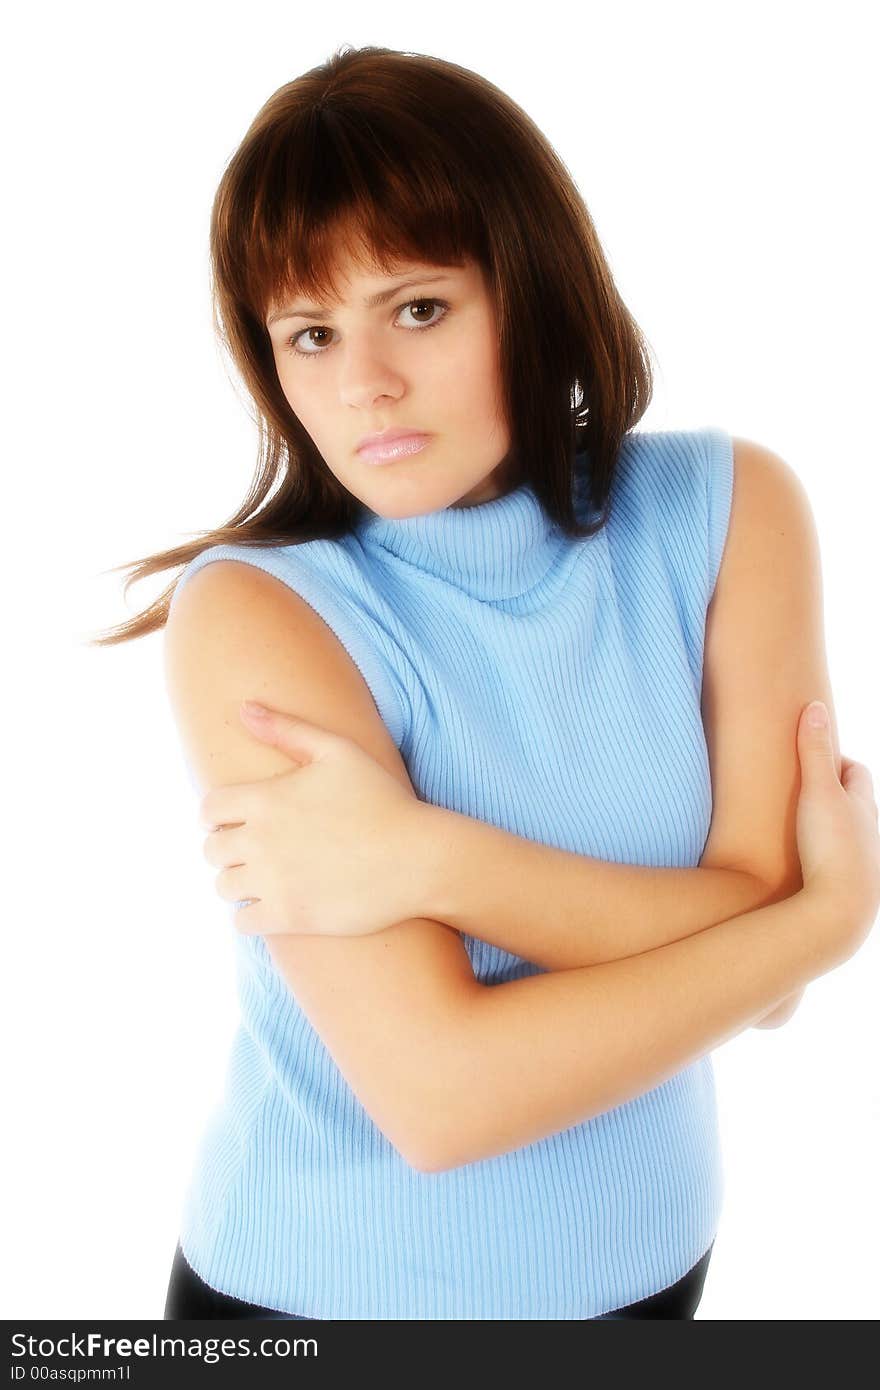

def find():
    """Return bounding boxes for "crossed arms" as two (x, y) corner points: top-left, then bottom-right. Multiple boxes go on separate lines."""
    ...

(164, 438), (835, 1167)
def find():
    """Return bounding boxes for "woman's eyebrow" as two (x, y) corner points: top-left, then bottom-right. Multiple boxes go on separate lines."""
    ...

(267, 275), (456, 326)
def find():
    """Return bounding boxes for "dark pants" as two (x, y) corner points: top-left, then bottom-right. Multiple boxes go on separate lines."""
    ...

(164, 1240), (713, 1320)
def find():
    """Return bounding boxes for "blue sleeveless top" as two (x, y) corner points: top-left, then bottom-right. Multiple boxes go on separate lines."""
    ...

(167, 425), (735, 1318)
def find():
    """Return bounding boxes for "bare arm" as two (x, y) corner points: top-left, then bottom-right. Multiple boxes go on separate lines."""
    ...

(413, 799), (782, 969)
(165, 552), (823, 1176)
(400, 439), (838, 1032)
(424, 885), (838, 1172)
(408, 802), (801, 1030)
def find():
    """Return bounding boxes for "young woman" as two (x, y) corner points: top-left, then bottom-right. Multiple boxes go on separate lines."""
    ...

(92, 45), (879, 1320)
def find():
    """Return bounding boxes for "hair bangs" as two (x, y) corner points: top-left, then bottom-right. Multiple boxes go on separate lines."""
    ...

(231, 104), (489, 331)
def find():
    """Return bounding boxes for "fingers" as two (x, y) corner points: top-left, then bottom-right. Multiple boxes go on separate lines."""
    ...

(841, 759), (872, 791)
(215, 864), (255, 904)
(840, 758), (879, 821)
(203, 825), (247, 867)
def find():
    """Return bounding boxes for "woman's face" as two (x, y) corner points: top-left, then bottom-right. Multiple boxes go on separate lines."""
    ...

(265, 244), (514, 516)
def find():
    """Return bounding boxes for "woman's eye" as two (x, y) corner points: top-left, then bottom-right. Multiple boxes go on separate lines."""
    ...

(284, 297), (450, 359)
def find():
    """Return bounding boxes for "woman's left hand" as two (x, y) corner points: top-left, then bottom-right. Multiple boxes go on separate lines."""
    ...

(199, 702), (429, 939)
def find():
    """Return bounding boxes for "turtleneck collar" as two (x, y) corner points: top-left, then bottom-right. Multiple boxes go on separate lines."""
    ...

(353, 477), (567, 601)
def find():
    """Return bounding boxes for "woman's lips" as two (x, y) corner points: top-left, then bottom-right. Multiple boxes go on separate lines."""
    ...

(357, 433), (432, 464)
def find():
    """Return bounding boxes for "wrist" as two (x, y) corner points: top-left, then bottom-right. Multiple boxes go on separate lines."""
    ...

(409, 800), (494, 928)
(797, 881), (863, 972)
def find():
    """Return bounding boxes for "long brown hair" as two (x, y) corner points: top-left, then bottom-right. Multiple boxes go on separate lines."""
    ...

(87, 43), (654, 648)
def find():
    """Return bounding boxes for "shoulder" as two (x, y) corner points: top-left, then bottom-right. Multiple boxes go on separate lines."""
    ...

(699, 435), (833, 893)
(730, 435), (812, 515)
(719, 436), (820, 601)
(164, 555), (406, 792)
(168, 536), (360, 620)
(166, 538), (409, 751)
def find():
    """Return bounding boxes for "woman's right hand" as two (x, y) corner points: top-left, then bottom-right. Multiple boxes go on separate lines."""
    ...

(795, 700), (880, 959)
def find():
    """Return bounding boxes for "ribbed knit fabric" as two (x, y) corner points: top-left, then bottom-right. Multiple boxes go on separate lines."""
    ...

(168, 425), (735, 1319)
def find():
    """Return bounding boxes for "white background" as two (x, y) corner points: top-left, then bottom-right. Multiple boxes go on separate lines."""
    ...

(3, 0), (877, 1320)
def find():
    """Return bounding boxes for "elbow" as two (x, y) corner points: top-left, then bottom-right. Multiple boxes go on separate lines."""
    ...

(771, 989), (806, 1026)
(392, 991), (483, 1174)
(402, 1137), (445, 1175)
(397, 1109), (473, 1177)
(411, 1153), (446, 1175)
(377, 1116), (443, 1175)
(401, 1116), (470, 1175)
(389, 1109), (460, 1176)
(412, 1123), (484, 1174)
(754, 986), (806, 1029)
(752, 1013), (784, 1030)
(412, 1146), (467, 1176)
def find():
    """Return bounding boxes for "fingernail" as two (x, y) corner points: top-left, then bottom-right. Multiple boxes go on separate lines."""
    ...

(807, 701), (828, 728)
